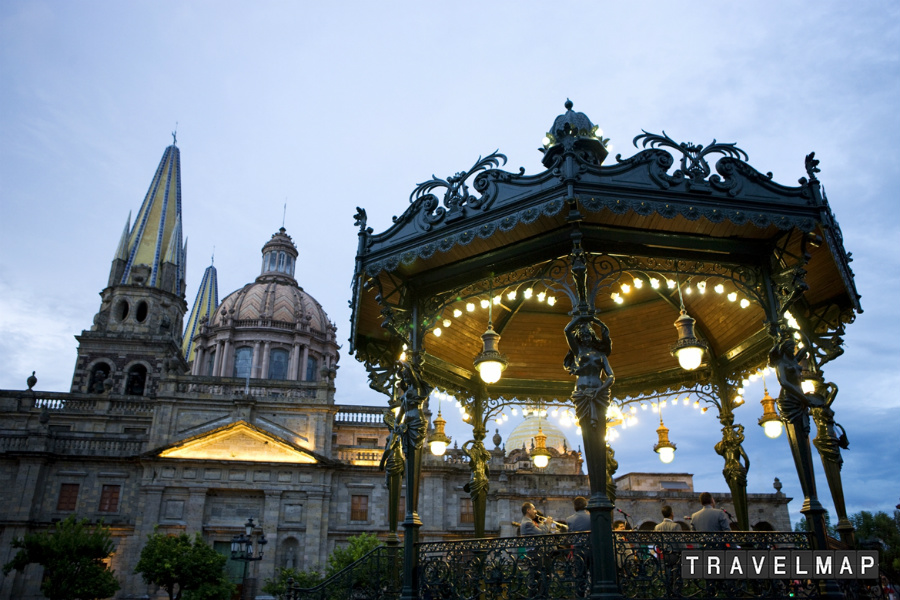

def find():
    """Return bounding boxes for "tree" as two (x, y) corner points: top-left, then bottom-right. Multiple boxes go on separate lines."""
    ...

(134, 531), (234, 600)
(793, 510), (837, 537)
(261, 567), (323, 598)
(325, 532), (382, 577)
(2, 515), (120, 600)
(851, 510), (900, 572)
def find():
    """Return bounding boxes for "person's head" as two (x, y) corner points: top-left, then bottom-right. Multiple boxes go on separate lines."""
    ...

(574, 496), (587, 512)
(661, 505), (673, 519)
(522, 502), (536, 518)
(699, 492), (714, 506)
(613, 520), (626, 531)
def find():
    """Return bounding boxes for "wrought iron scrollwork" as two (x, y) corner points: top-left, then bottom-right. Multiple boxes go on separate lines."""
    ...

(634, 130), (749, 192)
(409, 151), (508, 230)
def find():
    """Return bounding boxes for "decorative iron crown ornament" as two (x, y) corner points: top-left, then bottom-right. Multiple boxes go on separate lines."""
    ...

(540, 99), (610, 168)
(633, 130), (749, 184)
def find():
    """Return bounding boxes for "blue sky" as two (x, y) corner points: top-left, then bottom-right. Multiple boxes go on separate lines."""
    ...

(1, 1), (898, 528)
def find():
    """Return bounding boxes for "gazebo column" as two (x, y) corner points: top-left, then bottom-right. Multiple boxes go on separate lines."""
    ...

(605, 442), (618, 505)
(714, 411), (750, 530)
(463, 388), (490, 538)
(381, 380), (404, 548)
(397, 344), (432, 600)
(809, 371), (855, 546)
(565, 240), (622, 600)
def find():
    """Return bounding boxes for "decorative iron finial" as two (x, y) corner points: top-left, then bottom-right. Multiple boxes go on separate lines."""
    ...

(172, 122), (178, 145)
(564, 98), (573, 111)
(804, 152), (820, 182)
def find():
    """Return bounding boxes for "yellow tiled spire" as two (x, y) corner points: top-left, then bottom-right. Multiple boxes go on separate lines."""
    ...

(118, 143), (184, 295)
(182, 260), (219, 362)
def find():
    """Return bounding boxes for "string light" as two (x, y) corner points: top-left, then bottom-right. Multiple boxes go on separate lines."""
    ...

(740, 298), (750, 308)
(524, 288), (533, 299)
(634, 278), (644, 289)
(714, 284), (725, 294)
(507, 290), (516, 301)
(650, 278), (660, 289)
(453, 309), (462, 317)
(466, 302), (475, 312)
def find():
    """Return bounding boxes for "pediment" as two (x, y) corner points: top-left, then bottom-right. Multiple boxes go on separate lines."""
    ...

(156, 421), (317, 464)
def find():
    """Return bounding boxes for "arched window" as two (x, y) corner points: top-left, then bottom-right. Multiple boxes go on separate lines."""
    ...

(277, 251), (286, 272)
(268, 349), (289, 380)
(88, 362), (112, 394)
(285, 255), (294, 276)
(305, 356), (319, 382)
(233, 347), (253, 379)
(125, 364), (147, 396)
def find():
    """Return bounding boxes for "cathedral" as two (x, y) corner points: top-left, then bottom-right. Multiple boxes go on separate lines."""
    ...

(0, 141), (791, 599)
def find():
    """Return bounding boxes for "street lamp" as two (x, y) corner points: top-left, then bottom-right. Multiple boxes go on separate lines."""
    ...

(231, 517), (267, 600)
(653, 403), (676, 463)
(758, 380), (783, 439)
(427, 407), (451, 456)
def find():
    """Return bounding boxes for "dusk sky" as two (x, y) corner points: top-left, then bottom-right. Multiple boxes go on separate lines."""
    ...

(1, 2), (898, 528)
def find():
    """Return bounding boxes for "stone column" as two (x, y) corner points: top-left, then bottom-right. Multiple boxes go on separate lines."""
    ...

(300, 346), (309, 381)
(261, 342), (271, 380)
(213, 340), (224, 376)
(185, 488), (207, 536)
(289, 342), (300, 381)
(251, 342), (261, 379)
(221, 339), (232, 377)
(259, 490), (281, 586)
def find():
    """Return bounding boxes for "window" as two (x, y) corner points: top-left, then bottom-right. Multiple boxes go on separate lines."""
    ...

(268, 349), (289, 380)
(99, 485), (121, 513)
(135, 300), (149, 322)
(460, 498), (474, 524)
(306, 356), (318, 382)
(125, 364), (147, 395)
(350, 495), (368, 521)
(277, 251), (286, 272)
(206, 351), (216, 376)
(233, 347), (253, 379)
(57, 483), (79, 511)
(285, 255), (294, 276)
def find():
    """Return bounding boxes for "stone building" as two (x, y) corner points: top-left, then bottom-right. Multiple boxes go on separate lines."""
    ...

(0, 141), (791, 599)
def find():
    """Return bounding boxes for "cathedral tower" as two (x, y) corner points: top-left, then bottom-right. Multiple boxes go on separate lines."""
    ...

(71, 141), (189, 395)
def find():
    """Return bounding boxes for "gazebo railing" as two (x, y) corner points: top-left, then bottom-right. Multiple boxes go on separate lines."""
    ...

(418, 530), (883, 600)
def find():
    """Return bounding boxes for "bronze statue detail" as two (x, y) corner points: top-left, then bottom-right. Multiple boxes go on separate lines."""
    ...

(564, 313), (615, 429)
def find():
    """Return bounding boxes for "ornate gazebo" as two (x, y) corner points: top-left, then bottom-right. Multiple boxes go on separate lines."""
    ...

(349, 101), (860, 599)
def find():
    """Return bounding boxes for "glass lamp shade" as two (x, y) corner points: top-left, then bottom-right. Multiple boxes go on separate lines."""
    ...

(763, 420), (784, 439)
(532, 453), (550, 468)
(429, 440), (448, 456)
(427, 411), (451, 456)
(657, 446), (676, 464)
(801, 379), (817, 394)
(675, 346), (704, 371)
(477, 360), (504, 384)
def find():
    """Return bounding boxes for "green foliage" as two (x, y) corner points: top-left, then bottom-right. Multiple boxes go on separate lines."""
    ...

(325, 532), (382, 577)
(134, 531), (234, 600)
(852, 510), (900, 571)
(2, 515), (120, 600)
(793, 510), (837, 537)
(261, 566), (324, 598)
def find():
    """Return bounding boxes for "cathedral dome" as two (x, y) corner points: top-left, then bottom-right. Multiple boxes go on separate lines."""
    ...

(190, 227), (338, 382)
(505, 413), (571, 454)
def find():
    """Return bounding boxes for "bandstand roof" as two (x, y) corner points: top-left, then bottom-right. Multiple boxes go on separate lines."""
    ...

(349, 102), (860, 404)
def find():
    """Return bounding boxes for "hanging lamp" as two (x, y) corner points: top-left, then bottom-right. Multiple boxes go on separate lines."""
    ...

(758, 373), (783, 439)
(670, 270), (706, 371)
(473, 278), (508, 383)
(653, 403), (676, 463)
(530, 407), (551, 468)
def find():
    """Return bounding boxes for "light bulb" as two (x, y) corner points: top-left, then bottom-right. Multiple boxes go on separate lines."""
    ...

(480, 299), (489, 309)
(697, 281), (706, 294)
(634, 279), (643, 289)
(453, 309), (462, 318)
(667, 279), (676, 289)
(764, 420), (784, 439)
(466, 303), (475, 312)
(801, 379), (816, 394)
(524, 288), (533, 299)
(658, 447), (675, 464)
(443, 319), (451, 327)
(511, 407), (518, 416)
(621, 283), (631, 294)
(728, 292), (737, 302)
(542, 136), (551, 147)
(641, 403), (648, 410)
(547, 296), (556, 306)
(507, 291), (516, 300)
(537, 292), (546, 302)
(533, 454), (549, 469)
(433, 328), (442, 337)
(740, 298), (750, 308)
(650, 278), (660, 289)
(430, 441), (448, 456)
(493, 295), (501, 305)
(714, 284), (725, 294)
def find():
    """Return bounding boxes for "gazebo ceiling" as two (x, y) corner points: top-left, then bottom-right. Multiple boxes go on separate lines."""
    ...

(350, 103), (860, 402)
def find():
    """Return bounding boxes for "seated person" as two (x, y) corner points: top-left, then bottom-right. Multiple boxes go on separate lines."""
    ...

(565, 496), (590, 532)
